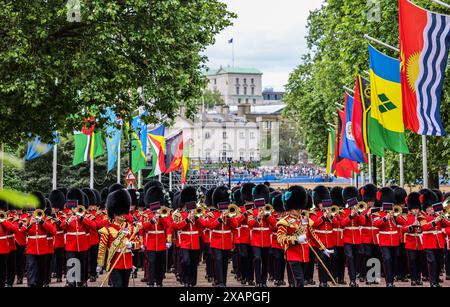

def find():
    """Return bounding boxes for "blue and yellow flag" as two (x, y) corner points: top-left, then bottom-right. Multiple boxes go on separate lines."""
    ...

(368, 44), (409, 157)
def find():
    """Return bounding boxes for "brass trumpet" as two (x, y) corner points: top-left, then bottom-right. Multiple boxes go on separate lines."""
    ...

(356, 202), (368, 213)
(0, 210), (7, 223)
(440, 207), (450, 219)
(33, 209), (45, 220)
(260, 204), (274, 216)
(443, 197), (450, 208)
(74, 205), (86, 217)
(392, 205), (403, 217)
(194, 206), (206, 218)
(171, 209), (182, 224)
(330, 205), (342, 217)
(225, 204), (241, 218)
(159, 206), (172, 218)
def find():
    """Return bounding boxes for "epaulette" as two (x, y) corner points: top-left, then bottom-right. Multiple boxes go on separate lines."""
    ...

(98, 227), (109, 236)
(276, 218), (290, 228)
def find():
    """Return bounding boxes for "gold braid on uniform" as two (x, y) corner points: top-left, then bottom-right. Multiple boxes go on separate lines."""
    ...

(97, 227), (109, 268)
(276, 218), (299, 249)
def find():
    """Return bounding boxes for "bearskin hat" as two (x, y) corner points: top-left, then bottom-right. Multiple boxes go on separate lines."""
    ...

(240, 183), (256, 203)
(205, 188), (215, 207)
(92, 189), (101, 205)
(0, 200), (7, 211)
(180, 186), (197, 210)
(232, 188), (243, 206)
(144, 186), (165, 210)
(144, 181), (164, 196)
(432, 189), (443, 202)
(100, 188), (109, 207)
(376, 187), (395, 206)
(137, 188), (145, 208)
(252, 184), (270, 206)
(212, 186), (230, 210)
(57, 187), (68, 197)
(330, 186), (345, 207)
(49, 189), (66, 211)
(82, 188), (96, 207)
(406, 192), (421, 210)
(106, 189), (131, 219)
(66, 188), (85, 208)
(283, 185), (307, 211)
(271, 193), (284, 213)
(44, 198), (52, 216)
(108, 183), (124, 194)
(128, 189), (139, 206)
(342, 186), (359, 206)
(312, 185), (331, 206)
(420, 189), (439, 211)
(361, 183), (378, 202)
(30, 191), (47, 210)
(394, 187), (407, 205)
(172, 191), (181, 210)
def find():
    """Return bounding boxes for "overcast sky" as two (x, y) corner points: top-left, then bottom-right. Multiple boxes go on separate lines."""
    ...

(204, 0), (324, 91)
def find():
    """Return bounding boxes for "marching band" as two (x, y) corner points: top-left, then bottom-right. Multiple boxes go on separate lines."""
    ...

(0, 181), (449, 288)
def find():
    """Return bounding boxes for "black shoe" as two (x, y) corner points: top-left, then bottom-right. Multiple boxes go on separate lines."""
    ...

(423, 277), (429, 282)
(416, 280), (423, 286)
(208, 277), (214, 283)
(431, 283), (441, 288)
(411, 281), (417, 286)
(401, 277), (409, 282)
(309, 280), (316, 286)
(56, 278), (62, 283)
(141, 278), (148, 283)
(241, 279), (247, 285)
(319, 283), (329, 288)
(248, 280), (255, 286)
(156, 284), (163, 287)
(89, 277), (96, 282)
(387, 283), (395, 288)
(16, 278), (23, 285)
(438, 278), (443, 283)
(338, 279), (346, 285)
(359, 276), (366, 283)
(446, 275), (450, 281)
(349, 281), (359, 287)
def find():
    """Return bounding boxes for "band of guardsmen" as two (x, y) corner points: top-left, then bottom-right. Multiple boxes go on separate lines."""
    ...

(0, 182), (449, 288)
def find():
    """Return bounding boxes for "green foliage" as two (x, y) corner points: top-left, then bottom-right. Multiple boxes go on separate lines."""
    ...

(284, 0), (449, 188)
(0, 0), (236, 146)
(201, 88), (225, 109)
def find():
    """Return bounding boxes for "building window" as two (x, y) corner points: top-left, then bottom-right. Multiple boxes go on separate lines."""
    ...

(214, 79), (217, 85)
(239, 152), (244, 160)
(251, 78), (254, 84)
(239, 131), (244, 138)
(244, 78), (247, 84)
(250, 132), (255, 139)
(236, 87), (240, 95)
(246, 98), (249, 103)
(205, 152), (210, 159)
(244, 87), (247, 95)
(253, 99), (256, 104)
(236, 78), (239, 84)
(250, 152), (254, 160)
(205, 132), (210, 139)
(238, 98), (241, 104)
(223, 131), (227, 139)
(251, 87), (255, 95)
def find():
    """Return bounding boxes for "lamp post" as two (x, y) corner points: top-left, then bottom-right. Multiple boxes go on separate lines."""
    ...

(227, 157), (232, 189)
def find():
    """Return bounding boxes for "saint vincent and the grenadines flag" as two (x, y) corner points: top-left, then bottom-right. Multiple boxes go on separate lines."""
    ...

(399, 0), (450, 136)
(368, 44), (409, 157)
(147, 125), (166, 177)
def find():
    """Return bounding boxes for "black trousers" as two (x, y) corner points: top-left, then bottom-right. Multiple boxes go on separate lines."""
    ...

(314, 246), (336, 284)
(44, 253), (53, 285)
(180, 249), (200, 286)
(211, 248), (230, 286)
(88, 244), (99, 278)
(334, 246), (345, 281)
(26, 254), (47, 287)
(272, 248), (285, 282)
(268, 248), (274, 279)
(53, 248), (64, 279)
(6, 250), (16, 286)
(237, 244), (254, 282)
(425, 249), (443, 285)
(203, 243), (213, 279)
(252, 246), (269, 285)
(305, 246), (316, 281)
(380, 246), (397, 285)
(147, 250), (165, 286)
(15, 244), (26, 281)
(407, 249), (423, 282)
(445, 248), (450, 277)
(110, 269), (132, 287)
(0, 254), (7, 287)
(396, 243), (408, 279)
(287, 261), (305, 287)
(344, 243), (359, 282)
(359, 244), (376, 281)
(66, 251), (88, 287)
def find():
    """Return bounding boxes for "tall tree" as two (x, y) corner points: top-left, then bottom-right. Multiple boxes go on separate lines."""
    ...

(0, 0), (235, 146)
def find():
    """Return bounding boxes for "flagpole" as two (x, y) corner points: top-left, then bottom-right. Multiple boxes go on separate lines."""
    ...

(361, 170), (365, 186)
(138, 170), (142, 189)
(169, 172), (172, 191)
(117, 139), (121, 184)
(368, 154), (372, 184)
(232, 40), (235, 68)
(430, 0), (450, 9)
(52, 144), (58, 190)
(158, 173), (162, 182)
(90, 158), (94, 189)
(399, 153), (404, 188)
(382, 157), (386, 186)
(422, 135), (428, 188)
(364, 34), (399, 52)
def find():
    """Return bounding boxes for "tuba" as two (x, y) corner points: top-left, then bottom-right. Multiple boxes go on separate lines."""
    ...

(225, 204), (241, 218)
(33, 209), (45, 220)
(0, 210), (7, 223)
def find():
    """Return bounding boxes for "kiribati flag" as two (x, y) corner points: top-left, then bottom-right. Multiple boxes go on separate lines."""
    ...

(399, 0), (450, 136)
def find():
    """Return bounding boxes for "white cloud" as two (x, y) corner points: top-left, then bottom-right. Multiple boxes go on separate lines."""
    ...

(204, 0), (324, 91)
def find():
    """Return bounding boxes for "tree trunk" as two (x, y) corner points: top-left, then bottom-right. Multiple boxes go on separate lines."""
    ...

(429, 171), (439, 189)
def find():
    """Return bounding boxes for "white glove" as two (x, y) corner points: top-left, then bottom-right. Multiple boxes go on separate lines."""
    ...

(323, 249), (335, 258)
(96, 266), (102, 273)
(140, 244), (145, 251)
(297, 234), (307, 244)
(132, 266), (137, 273)
(166, 242), (172, 249)
(125, 242), (133, 250)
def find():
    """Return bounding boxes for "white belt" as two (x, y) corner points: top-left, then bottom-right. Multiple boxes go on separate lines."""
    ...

(333, 228), (343, 232)
(379, 231), (398, 235)
(422, 231), (439, 235)
(7, 235), (14, 238)
(146, 231), (165, 235)
(180, 231), (198, 235)
(361, 227), (377, 231)
(66, 232), (86, 236)
(344, 227), (359, 230)
(212, 230), (231, 234)
(405, 233), (422, 237)
(56, 231), (64, 235)
(252, 227), (269, 231)
(315, 230), (334, 234)
(28, 235), (47, 239)
(47, 237), (54, 240)
(0, 236), (8, 240)
(239, 225), (248, 228)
